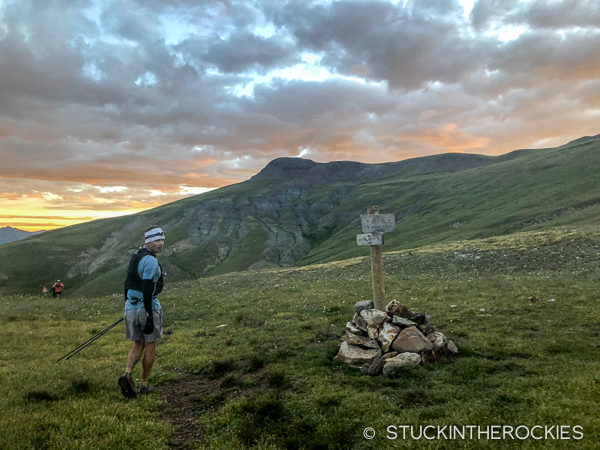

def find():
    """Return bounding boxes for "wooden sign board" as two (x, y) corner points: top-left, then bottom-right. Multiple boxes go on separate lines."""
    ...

(360, 214), (396, 233)
(356, 232), (383, 246)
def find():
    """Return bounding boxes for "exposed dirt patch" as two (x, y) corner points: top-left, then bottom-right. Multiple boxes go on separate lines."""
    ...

(158, 374), (215, 449)
(157, 361), (278, 449)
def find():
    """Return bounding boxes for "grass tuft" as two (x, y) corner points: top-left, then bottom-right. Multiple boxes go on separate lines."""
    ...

(68, 379), (92, 395)
(25, 390), (59, 403)
(263, 369), (290, 390)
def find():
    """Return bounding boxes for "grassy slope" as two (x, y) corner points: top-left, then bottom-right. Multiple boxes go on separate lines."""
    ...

(1, 226), (599, 449)
(1, 138), (598, 298)
(301, 138), (600, 264)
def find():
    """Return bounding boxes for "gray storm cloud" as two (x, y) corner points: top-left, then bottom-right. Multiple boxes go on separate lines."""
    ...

(0, 0), (599, 225)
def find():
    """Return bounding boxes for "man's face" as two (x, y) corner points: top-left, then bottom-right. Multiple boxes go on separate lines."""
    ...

(146, 239), (164, 253)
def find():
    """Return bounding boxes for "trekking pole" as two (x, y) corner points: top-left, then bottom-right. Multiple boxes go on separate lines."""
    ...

(57, 317), (124, 362)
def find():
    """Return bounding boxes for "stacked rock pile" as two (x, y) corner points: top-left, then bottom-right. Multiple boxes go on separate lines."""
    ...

(334, 300), (458, 376)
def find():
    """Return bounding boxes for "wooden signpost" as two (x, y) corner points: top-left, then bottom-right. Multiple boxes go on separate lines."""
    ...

(357, 206), (396, 310)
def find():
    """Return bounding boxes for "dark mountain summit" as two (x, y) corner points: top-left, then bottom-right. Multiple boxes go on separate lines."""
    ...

(251, 157), (374, 184)
(252, 152), (498, 185)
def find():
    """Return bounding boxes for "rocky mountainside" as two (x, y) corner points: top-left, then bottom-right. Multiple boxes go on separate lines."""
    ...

(0, 135), (598, 295)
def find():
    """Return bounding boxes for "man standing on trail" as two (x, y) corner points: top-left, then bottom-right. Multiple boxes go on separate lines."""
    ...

(118, 226), (165, 398)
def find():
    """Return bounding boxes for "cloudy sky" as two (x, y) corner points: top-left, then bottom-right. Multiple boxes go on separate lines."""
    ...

(1, 0), (599, 231)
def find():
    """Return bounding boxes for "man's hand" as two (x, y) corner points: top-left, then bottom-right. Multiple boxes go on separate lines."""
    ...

(143, 313), (154, 334)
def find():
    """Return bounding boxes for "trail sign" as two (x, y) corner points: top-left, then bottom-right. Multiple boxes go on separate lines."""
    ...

(356, 206), (395, 310)
(356, 232), (383, 246)
(360, 214), (395, 233)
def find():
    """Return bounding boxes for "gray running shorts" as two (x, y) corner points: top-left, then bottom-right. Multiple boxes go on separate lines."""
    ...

(124, 308), (163, 343)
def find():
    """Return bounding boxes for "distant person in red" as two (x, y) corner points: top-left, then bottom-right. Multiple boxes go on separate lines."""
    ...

(51, 280), (64, 298)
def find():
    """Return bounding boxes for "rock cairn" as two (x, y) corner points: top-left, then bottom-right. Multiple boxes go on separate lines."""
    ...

(334, 300), (458, 376)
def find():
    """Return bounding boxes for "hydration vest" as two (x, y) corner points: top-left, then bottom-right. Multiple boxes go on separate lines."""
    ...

(124, 247), (164, 295)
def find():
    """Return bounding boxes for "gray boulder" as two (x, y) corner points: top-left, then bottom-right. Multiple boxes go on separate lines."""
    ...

(391, 326), (434, 353)
(392, 316), (417, 328)
(427, 331), (448, 350)
(360, 309), (387, 327)
(355, 300), (374, 315)
(386, 300), (412, 318)
(367, 325), (379, 340)
(367, 354), (385, 376)
(378, 322), (400, 352)
(340, 331), (380, 349)
(345, 321), (363, 335)
(410, 313), (431, 327)
(447, 340), (459, 354)
(334, 342), (379, 364)
(353, 314), (368, 332)
(382, 352), (422, 375)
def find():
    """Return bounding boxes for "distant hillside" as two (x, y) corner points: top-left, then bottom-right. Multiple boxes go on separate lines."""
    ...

(0, 227), (44, 245)
(250, 152), (496, 184)
(0, 134), (598, 295)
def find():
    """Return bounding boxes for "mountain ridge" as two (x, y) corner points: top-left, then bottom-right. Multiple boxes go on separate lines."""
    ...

(251, 152), (504, 184)
(0, 226), (44, 245)
(0, 135), (598, 295)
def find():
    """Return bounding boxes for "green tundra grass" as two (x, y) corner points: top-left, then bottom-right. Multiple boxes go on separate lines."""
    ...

(1, 226), (599, 449)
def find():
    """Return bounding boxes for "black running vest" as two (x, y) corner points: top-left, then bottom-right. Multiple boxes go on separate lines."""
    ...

(124, 247), (164, 294)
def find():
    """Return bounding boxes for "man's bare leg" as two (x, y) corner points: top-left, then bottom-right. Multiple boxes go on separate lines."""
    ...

(141, 341), (156, 383)
(126, 340), (145, 373)
(119, 340), (144, 398)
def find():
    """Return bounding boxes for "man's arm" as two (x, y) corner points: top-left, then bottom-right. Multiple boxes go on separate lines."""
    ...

(142, 278), (155, 334)
(142, 279), (154, 314)
(140, 255), (158, 334)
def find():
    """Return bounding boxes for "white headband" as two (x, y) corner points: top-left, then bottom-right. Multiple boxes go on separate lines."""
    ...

(145, 227), (165, 244)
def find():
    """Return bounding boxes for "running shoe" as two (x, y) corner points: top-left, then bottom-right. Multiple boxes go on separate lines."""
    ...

(118, 372), (137, 399)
